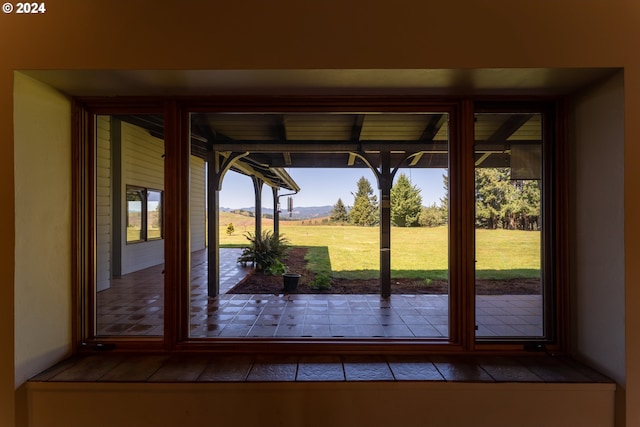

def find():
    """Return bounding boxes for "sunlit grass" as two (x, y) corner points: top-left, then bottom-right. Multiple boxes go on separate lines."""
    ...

(219, 218), (540, 281)
(475, 228), (540, 270)
(127, 227), (162, 242)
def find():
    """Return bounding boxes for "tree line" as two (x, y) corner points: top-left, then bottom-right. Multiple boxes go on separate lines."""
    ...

(329, 169), (540, 230)
(475, 168), (540, 230)
(329, 174), (447, 228)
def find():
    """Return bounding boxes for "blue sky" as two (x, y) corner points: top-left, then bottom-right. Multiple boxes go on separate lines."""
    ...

(219, 168), (447, 209)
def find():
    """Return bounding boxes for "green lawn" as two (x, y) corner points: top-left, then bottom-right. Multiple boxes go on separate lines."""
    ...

(220, 221), (540, 281)
(127, 227), (162, 242)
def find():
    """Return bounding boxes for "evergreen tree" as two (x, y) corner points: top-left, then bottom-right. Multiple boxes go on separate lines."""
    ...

(441, 173), (449, 211)
(440, 172), (449, 225)
(520, 180), (541, 230)
(329, 198), (349, 224)
(475, 168), (541, 230)
(501, 179), (541, 230)
(390, 173), (423, 227)
(475, 168), (511, 229)
(419, 203), (447, 227)
(348, 176), (379, 226)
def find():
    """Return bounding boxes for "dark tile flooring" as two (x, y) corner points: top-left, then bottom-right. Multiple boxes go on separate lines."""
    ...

(31, 353), (612, 384)
(97, 249), (544, 339)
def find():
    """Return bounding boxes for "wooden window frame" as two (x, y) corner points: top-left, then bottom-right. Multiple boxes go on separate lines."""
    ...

(472, 101), (565, 349)
(71, 96), (568, 355)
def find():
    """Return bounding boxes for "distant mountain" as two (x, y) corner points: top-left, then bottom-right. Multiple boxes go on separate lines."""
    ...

(221, 205), (333, 220)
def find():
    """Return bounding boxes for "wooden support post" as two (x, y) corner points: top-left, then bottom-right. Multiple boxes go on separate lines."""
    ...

(379, 151), (392, 298)
(206, 150), (220, 298)
(272, 187), (280, 238)
(253, 177), (264, 238)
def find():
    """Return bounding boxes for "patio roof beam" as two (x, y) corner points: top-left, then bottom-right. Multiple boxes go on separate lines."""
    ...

(214, 140), (540, 153)
(213, 141), (451, 153)
(475, 152), (493, 167)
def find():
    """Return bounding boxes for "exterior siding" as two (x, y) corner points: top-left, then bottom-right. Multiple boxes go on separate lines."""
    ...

(121, 121), (165, 275)
(95, 116), (112, 291)
(190, 156), (206, 252)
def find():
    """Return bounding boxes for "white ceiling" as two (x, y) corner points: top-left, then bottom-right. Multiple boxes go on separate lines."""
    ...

(20, 68), (617, 97)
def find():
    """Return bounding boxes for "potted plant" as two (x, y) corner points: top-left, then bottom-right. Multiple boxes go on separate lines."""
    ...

(236, 230), (301, 292)
(282, 271), (301, 293)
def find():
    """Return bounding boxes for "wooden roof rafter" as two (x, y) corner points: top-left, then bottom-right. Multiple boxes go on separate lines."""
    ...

(118, 111), (540, 181)
(486, 114), (535, 143)
(275, 114), (293, 166)
(475, 114), (535, 167)
(419, 114), (447, 142)
(351, 114), (365, 142)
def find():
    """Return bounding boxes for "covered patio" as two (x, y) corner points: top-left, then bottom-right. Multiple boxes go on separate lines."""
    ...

(89, 107), (548, 342)
(96, 248), (542, 338)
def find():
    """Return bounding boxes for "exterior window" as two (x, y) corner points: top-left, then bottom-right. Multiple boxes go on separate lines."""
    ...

(93, 114), (165, 338)
(126, 186), (163, 243)
(474, 109), (552, 342)
(126, 187), (144, 243)
(147, 190), (163, 240)
(188, 112), (451, 339)
(76, 100), (563, 351)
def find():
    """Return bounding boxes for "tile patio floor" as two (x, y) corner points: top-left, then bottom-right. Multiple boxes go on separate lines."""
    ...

(96, 249), (543, 338)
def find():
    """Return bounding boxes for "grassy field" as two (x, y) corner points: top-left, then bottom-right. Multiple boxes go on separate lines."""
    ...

(219, 212), (540, 281)
(127, 227), (162, 242)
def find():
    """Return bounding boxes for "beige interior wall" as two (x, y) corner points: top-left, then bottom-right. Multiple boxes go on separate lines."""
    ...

(27, 382), (615, 427)
(571, 71), (626, 383)
(571, 71), (626, 426)
(13, 72), (72, 387)
(1, 70), (15, 427)
(622, 64), (640, 427)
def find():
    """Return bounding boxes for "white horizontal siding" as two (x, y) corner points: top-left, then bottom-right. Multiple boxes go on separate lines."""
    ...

(123, 123), (164, 190)
(95, 116), (111, 292)
(121, 121), (165, 274)
(190, 156), (206, 252)
(122, 240), (164, 274)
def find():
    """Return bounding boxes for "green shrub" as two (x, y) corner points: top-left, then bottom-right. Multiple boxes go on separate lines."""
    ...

(237, 230), (290, 274)
(310, 273), (332, 290)
(265, 259), (287, 276)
